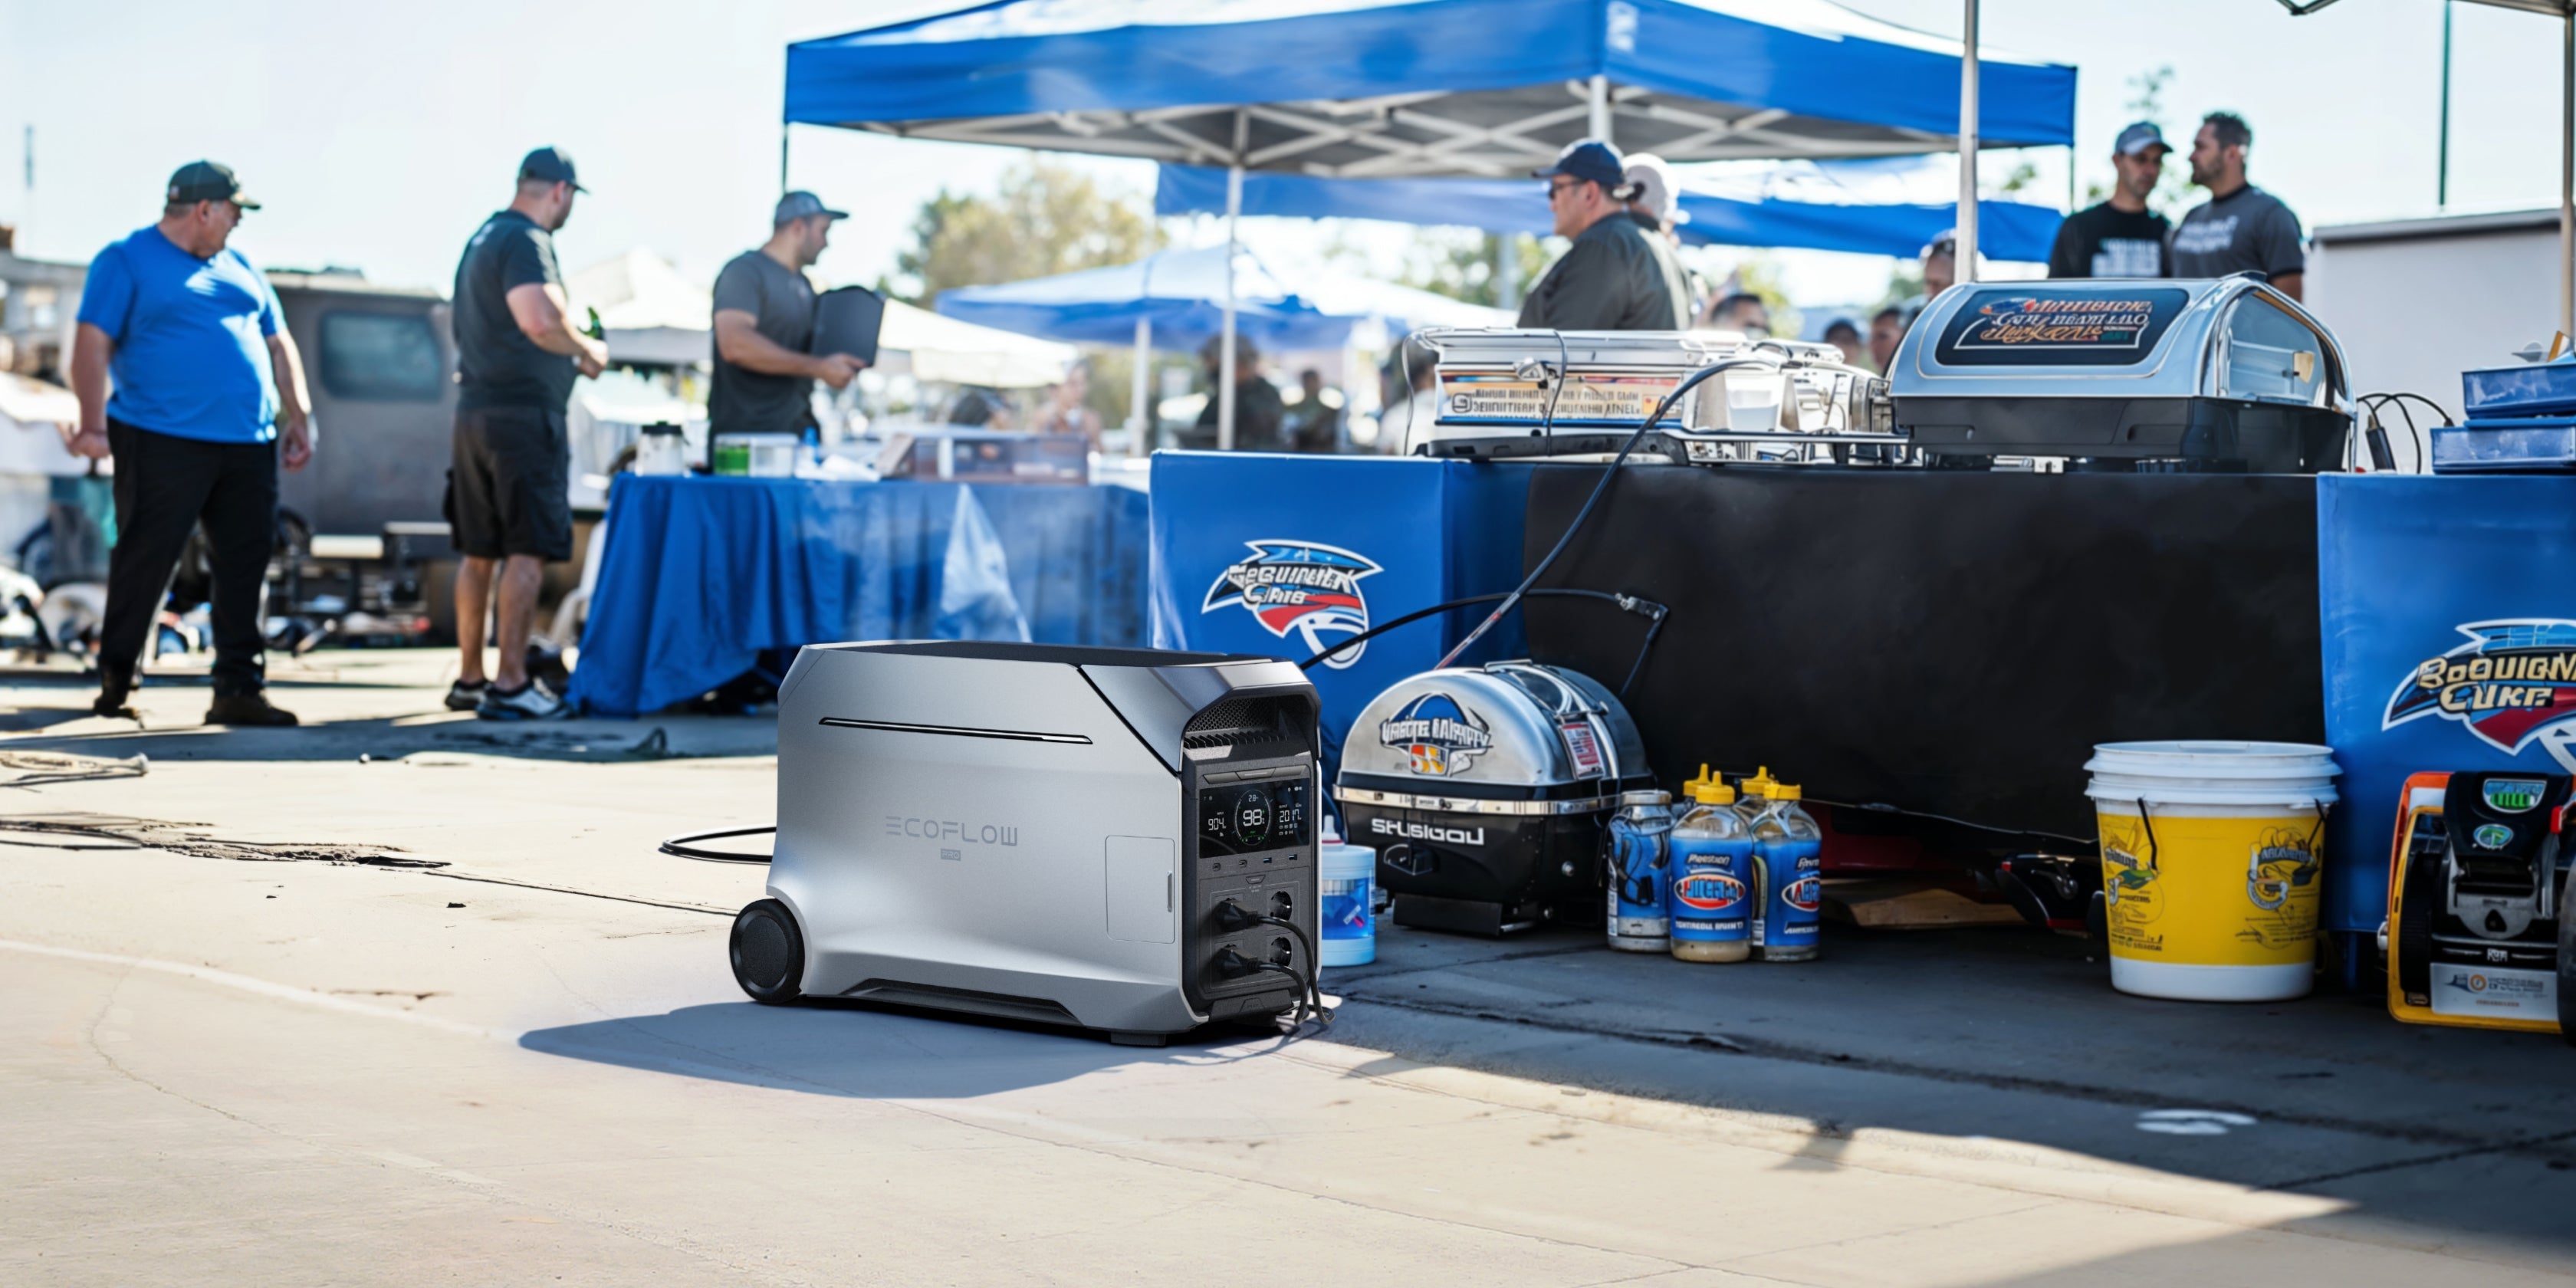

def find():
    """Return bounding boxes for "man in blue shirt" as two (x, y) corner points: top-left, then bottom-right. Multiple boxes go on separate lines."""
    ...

(69, 161), (312, 726)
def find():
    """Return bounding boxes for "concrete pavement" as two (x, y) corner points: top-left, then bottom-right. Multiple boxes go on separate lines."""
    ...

(2, 651), (2570, 1286)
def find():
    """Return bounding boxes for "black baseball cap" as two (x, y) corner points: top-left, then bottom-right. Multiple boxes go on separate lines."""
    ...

(166, 160), (259, 209)
(1533, 139), (1637, 198)
(2114, 122), (2168, 158)
(518, 146), (586, 192)
(774, 191), (849, 224)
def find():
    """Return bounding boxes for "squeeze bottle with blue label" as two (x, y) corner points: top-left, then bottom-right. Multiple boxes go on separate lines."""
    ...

(1751, 777), (1823, 962)
(1668, 765), (1754, 963)
(1605, 790), (1674, 953)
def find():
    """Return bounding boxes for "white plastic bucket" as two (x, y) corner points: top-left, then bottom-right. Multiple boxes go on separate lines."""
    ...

(2084, 741), (2338, 1003)
(1317, 829), (1377, 968)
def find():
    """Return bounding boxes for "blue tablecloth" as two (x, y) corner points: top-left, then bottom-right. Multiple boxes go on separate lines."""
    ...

(568, 476), (1151, 718)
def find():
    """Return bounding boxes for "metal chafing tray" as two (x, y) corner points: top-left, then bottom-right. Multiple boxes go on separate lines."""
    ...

(1888, 277), (2354, 472)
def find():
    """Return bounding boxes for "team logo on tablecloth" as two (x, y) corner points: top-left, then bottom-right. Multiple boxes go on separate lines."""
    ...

(2384, 619), (2576, 771)
(1202, 540), (1380, 669)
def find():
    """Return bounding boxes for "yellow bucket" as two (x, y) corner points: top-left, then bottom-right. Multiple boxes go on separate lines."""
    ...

(2086, 741), (2338, 1002)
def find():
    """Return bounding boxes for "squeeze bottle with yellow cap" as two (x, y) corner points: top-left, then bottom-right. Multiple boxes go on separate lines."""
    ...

(1667, 765), (1755, 963)
(1750, 778), (1822, 962)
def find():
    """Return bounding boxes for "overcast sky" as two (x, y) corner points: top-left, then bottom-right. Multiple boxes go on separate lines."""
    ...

(1, 0), (2565, 308)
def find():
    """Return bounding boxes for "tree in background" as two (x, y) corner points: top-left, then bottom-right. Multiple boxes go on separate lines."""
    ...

(895, 160), (1159, 305)
(1401, 230), (1549, 308)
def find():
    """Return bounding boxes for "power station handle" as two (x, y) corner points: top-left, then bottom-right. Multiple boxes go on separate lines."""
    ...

(1382, 843), (1437, 876)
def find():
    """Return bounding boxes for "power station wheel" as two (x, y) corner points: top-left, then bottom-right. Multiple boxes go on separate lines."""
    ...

(730, 899), (806, 1005)
(2558, 865), (2574, 1048)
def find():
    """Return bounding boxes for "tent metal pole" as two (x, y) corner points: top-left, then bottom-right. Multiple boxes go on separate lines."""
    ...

(779, 124), (790, 195)
(1129, 316), (1152, 456)
(2563, 9), (2573, 340)
(1220, 110), (1246, 452)
(1589, 74), (1612, 143)
(1956, 0), (1980, 285)
(2438, 0), (2454, 209)
(1497, 235), (1520, 310)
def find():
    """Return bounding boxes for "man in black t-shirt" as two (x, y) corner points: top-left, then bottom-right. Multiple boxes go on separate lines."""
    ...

(2170, 112), (2306, 301)
(2049, 122), (2172, 279)
(446, 146), (607, 720)
(711, 191), (862, 439)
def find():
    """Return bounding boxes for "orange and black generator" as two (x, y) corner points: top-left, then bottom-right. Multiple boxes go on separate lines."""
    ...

(2382, 770), (2576, 1041)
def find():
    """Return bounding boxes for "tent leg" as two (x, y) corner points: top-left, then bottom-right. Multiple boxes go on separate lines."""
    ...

(1956, 0), (1980, 286)
(1220, 110), (1246, 452)
(1589, 74), (1612, 144)
(1497, 235), (1520, 311)
(2562, 10), (2573, 340)
(779, 124), (790, 196)
(1130, 317), (1152, 457)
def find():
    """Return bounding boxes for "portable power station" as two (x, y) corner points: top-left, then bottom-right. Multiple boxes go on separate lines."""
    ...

(1333, 661), (1652, 936)
(728, 641), (1322, 1045)
(2382, 770), (2576, 1040)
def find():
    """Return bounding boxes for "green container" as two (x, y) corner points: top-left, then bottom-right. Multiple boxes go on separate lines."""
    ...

(711, 439), (752, 476)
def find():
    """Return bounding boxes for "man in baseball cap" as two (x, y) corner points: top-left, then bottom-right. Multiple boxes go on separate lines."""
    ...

(442, 146), (607, 719)
(2047, 120), (2172, 279)
(709, 189), (863, 451)
(67, 161), (310, 725)
(1516, 139), (1691, 331)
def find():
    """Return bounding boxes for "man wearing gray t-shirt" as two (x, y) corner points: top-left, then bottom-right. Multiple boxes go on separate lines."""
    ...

(2169, 112), (2305, 301)
(711, 191), (862, 439)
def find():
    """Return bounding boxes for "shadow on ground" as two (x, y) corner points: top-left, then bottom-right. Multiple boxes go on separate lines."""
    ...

(0, 711), (775, 764)
(1318, 919), (2576, 1258)
(521, 997), (1286, 1101)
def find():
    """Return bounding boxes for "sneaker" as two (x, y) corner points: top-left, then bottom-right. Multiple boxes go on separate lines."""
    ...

(90, 693), (138, 720)
(445, 678), (491, 711)
(477, 680), (566, 721)
(207, 692), (300, 727)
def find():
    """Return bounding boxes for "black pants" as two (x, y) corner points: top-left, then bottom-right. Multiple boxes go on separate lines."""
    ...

(100, 419), (278, 696)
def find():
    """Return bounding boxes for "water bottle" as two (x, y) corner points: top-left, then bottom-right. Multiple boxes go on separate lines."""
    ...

(1604, 790), (1674, 953)
(1668, 765), (1753, 963)
(1752, 777), (1824, 961)
(1316, 817), (1377, 967)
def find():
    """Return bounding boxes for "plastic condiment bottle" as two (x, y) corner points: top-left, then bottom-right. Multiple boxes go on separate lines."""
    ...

(1668, 765), (1755, 963)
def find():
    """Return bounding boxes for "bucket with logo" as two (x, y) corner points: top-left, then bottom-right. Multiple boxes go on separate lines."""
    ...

(2086, 741), (2339, 1001)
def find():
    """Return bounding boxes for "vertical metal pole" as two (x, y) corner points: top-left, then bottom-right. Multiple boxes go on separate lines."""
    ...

(779, 124), (790, 195)
(1956, 0), (1980, 285)
(1589, 74), (1612, 143)
(1129, 317), (1152, 457)
(2438, 1), (2454, 209)
(1220, 110), (1247, 452)
(2564, 11), (2574, 341)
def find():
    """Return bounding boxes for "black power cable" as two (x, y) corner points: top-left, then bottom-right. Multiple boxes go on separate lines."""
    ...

(1297, 587), (1669, 697)
(1436, 357), (1775, 669)
(1217, 898), (1332, 1029)
(661, 825), (777, 863)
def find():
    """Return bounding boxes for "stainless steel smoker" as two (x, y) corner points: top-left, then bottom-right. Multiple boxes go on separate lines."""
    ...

(1887, 276), (2354, 472)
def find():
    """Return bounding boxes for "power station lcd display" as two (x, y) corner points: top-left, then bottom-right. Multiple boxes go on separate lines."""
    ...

(1197, 780), (1311, 856)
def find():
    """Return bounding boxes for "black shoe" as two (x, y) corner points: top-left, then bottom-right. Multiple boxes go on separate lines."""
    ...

(207, 692), (299, 727)
(93, 665), (136, 719)
(445, 678), (491, 711)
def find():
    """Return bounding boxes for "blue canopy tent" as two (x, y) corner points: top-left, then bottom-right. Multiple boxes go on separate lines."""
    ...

(787, 0), (2075, 444)
(1153, 162), (2066, 262)
(935, 245), (1506, 449)
(934, 245), (1503, 351)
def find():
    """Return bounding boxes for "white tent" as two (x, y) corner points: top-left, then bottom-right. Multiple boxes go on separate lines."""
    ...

(565, 248), (1077, 388)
